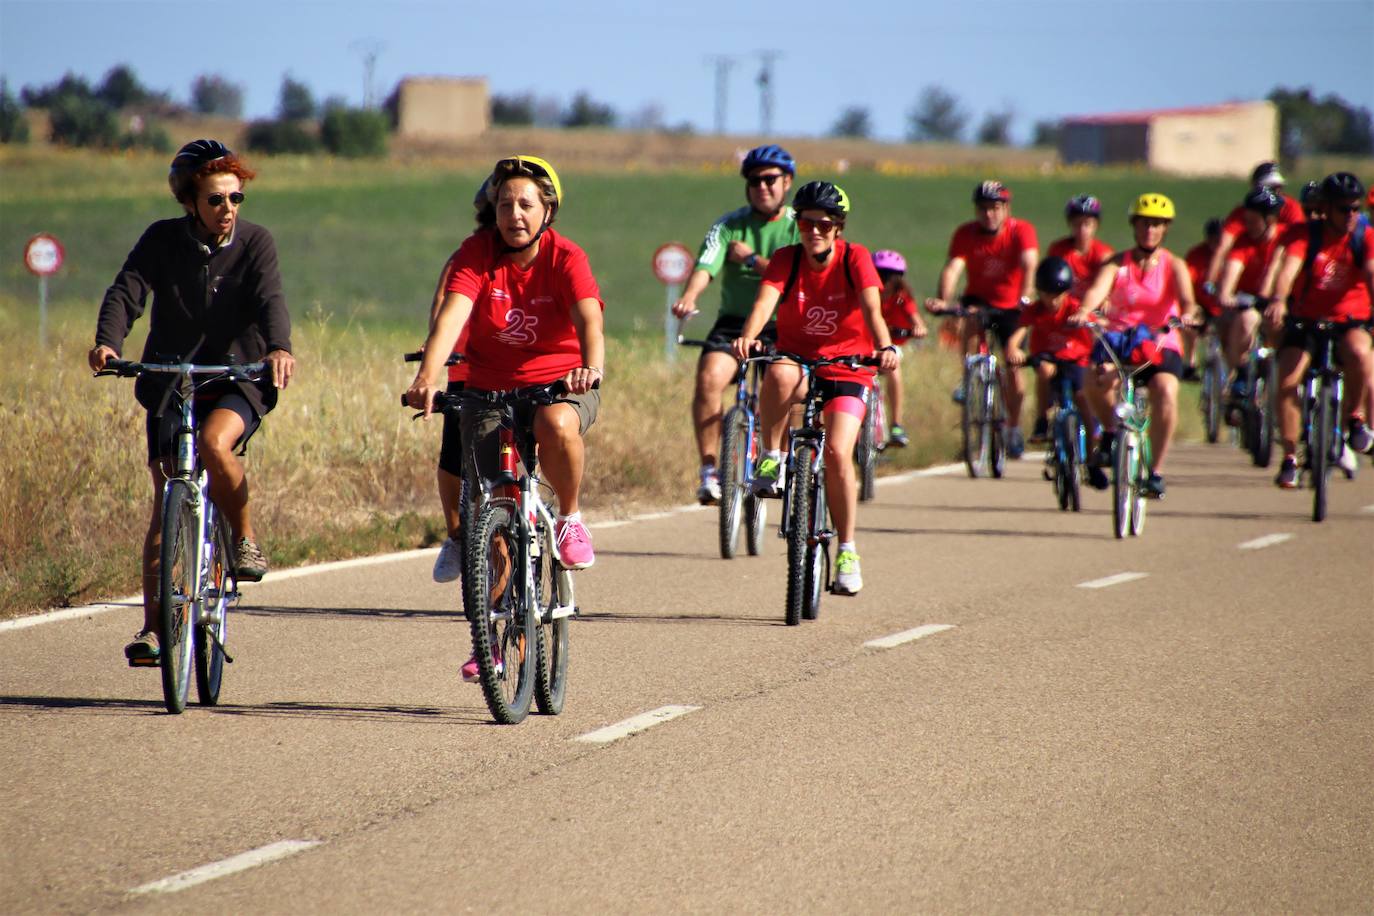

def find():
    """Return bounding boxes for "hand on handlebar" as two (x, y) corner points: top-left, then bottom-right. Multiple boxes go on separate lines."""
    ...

(265, 349), (295, 389)
(671, 297), (700, 320)
(562, 365), (602, 395)
(731, 336), (758, 362)
(923, 297), (950, 315)
(88, 344), (118, 373)
(404, 379), (440, 418)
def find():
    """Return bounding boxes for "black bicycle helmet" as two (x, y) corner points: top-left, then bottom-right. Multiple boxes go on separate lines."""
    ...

(973, 180), (1011, 203)
(168, 138), (232, 201)
(740, 144), (796, 176)
(1250, 161), (1284, 188)
(1300, 180), (1322, 209)
(1035, 256), (1074, 295)
(1242, 186), (1282, 216)
(791, 180), (850, 218)
(1320, 171), (1366, 202)
(1065, 194), (1101, 218)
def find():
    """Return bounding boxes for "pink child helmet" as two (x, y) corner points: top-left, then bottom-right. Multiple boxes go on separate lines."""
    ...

(872, 249), (907, 273)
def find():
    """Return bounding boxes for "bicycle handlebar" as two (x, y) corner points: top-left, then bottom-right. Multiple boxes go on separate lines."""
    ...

(401, 378), (601, 412)
(403, 351), (462, 366)
(770, 352), (881, 370)
(97, 359), (266, 380)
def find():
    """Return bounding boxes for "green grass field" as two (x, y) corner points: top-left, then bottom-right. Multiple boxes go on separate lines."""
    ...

(0, 145), (1293, 615)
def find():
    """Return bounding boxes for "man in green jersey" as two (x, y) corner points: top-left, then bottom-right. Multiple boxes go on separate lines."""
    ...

(672, 144), (800, 503)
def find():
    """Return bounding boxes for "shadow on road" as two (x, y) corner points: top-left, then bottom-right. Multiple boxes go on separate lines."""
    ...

(236, 605), (463, 621)
(0, 694), (165, 715)
(207, 700), (492, 725)
(860, 525), (1105, 541)
(891, 503), (1109, 517)
(594, 549), (718, 561)
(577, 610), (781, 626)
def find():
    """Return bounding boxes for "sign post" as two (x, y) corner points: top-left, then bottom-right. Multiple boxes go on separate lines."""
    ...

(24, 234), (65, 348)
(652, 242), (694, 363)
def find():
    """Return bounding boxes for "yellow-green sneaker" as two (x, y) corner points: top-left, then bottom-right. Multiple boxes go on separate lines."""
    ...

(751, 456), (785, 498)
(834, 549), (863, 595)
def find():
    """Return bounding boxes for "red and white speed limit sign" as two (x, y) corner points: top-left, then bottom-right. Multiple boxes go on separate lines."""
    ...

(652, 242), (693, 285)
(24, 234), (64, 276)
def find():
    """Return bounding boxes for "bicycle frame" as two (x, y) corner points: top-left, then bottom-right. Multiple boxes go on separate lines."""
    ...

(1296, 323), (1346, 479)
(1047, 367), (1087, 481)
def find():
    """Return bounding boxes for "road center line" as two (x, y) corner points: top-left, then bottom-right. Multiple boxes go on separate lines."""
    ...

(1076, 572), (1149, 589)
(130, 840), (320, 895)
(1238, 533), (1294, 550)
(575, 705), (701, 744)
(864, 624), (957, 649)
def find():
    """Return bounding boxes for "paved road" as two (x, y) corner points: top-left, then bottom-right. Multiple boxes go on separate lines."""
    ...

(2, 444), (1371, 913)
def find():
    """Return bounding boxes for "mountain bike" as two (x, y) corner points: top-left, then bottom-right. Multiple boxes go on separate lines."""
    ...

(855, 376), (885, 502)
(1040, 360), (1087, 513)
(1292, 320), (1347, 523)
(1232, 294), (1277, 468)
(679, 336), (768, 559)
(414, 381), (588, 723)
(939, 301), (1006, 479)
(1090, 321), (1181, 540)
(1197, 319), (1227, 444)
(99, 359), (264, 714)
(772, 353), (876, 626)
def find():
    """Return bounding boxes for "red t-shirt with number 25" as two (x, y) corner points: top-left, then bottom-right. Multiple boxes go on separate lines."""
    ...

(446, 227), (603, 390)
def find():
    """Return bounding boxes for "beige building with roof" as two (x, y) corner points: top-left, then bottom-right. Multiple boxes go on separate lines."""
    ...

(1059, 101), (1278, 178)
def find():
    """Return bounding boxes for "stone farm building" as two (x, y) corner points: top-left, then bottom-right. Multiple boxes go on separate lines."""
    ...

(1059, 101), (1278, 178)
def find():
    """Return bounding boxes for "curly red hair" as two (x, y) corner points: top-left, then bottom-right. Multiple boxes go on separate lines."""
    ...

(174, 155), (257, 203)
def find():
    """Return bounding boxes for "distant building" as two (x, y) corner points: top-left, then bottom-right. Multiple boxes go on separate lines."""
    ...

(1059, 101), (1278, 178)
(395, 77), (489, 141)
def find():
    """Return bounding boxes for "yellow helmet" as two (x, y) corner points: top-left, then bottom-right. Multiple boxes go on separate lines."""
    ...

(489, 155), (563, 212)
(1129, 193), (1175, 220)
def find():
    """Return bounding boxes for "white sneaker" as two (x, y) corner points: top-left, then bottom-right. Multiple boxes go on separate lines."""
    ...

(696, 471), (721, 505)
(433, 536), (462, 583)
(834, 549), (863, 595)
(1337, 443), (1358, 479)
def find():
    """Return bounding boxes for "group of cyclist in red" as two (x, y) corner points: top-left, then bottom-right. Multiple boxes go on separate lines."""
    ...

(90, 139), (1372, 673)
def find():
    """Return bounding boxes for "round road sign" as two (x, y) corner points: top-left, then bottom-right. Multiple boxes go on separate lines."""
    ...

(24, 234), (64, 277)
(652, 243), (693, 285)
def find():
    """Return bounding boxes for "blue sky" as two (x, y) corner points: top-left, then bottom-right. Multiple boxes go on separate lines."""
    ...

(2, 0), (1371, 143)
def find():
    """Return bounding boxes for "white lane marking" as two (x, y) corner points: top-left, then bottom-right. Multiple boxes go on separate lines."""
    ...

(875, 461), (963, 486)
(1076, 572), (1149, 589)
(1362, 504), (1374, 514)
(864, 624), (957, 649)
(130, 840), (320, 895)
(575, 705), (701, 744)
(0, 600), (139, 633)
(1238, 533), (1294, 550)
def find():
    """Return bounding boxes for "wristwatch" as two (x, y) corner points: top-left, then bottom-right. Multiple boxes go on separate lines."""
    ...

(744, 253), (759, 271)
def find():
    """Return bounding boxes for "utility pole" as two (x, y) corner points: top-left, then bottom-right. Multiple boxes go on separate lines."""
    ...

(351, 39), (384, 109)
(755, 50), (782, 135)
(704, 54), (736, 135)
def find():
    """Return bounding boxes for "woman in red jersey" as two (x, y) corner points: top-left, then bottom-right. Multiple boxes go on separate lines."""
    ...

(733, 181), (898, 596)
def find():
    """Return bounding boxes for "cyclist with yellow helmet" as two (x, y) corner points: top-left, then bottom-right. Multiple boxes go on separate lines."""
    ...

(407, 156), (604, 679)
(1073, 193), (1199, 499)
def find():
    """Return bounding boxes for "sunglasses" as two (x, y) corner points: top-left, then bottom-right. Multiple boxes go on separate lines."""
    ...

(1332, 204), (1361, 214)
(798, 216), (840, 234)
(746, 173), (785, 188)
(206, 191), (245, 207)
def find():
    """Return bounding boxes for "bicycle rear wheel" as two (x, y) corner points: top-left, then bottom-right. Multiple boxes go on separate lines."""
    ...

(1112, 433), (1131, 540)
(533, 517), (571, 716)
(803, 470), (828, 621)
(158, 480), (197, 714)
(961, 366), (986, 477)
(857, 396), (877, 502)
(718, 408), (747, 559)
(194, 508), (233, 706)
(466, 502), (534, 723)
(1202, 354), (1223, 443)
(784, 444), (816, 626)
(989, 379), (1006, 479)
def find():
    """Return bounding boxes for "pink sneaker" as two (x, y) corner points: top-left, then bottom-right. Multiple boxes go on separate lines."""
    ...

(556, 518), (595, 570)
(460, 650), (501, 683)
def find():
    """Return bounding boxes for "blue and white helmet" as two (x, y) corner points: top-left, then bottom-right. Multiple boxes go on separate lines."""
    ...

(741, 144), (796, 177)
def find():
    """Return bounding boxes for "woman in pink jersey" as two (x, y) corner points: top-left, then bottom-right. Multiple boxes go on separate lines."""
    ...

(732, 181), (898, 596)
(407, 156), (604, 679)
(1074, 193), (1199, 499)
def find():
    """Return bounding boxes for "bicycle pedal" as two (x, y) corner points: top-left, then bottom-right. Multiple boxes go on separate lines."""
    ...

(127, 656), (159, 668)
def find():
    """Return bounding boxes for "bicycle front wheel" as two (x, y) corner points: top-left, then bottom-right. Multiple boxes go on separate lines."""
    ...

(194, 508), (233, 706)
(466, 502), (535, 723)
(784, 445), (816, 626)
(158, 480), (198, 714)
(744, 492), (766, 556)
(1312, 386), (1332, 523)
(962, 366), (985, 477)
(803, 468), (828, 621)
(1112, 433), (1131, 540)
(1130, 439), (1148, 537)
(718, 408), (747, 559)
(533, 517), (571, 716)
(1065, 414), (1083, 513)
(989, 378), (1006, 479)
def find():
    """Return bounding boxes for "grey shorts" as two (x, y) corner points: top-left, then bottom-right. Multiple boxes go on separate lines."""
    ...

(460, 386), (599, 482)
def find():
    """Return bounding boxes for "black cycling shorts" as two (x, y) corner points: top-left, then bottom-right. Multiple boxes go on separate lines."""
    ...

(701, 315), (777, 357)
(1029, 355), (1085, 392)
(438, 380), (465, 476)
(1130, 349), (1185, 386)
(145, 385), (258, 464)
(974, 308), (1021, 351)
(813, 377), (870, 406)
(1279, 318), (1372, 354)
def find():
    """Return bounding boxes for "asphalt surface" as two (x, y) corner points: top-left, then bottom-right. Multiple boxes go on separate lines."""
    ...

(2, 443), (1371, 914)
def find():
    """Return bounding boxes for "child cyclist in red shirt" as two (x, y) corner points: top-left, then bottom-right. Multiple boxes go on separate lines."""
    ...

(871, 249), (928, 447)
(1006, 257), (1107, 490)
(733, 182), (899, 596)
(1037, 194), (1113, 441)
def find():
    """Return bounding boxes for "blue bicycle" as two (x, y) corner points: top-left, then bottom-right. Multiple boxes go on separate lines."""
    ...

(1040, 360), (1088, 512)
(680, 336), (769, 559)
